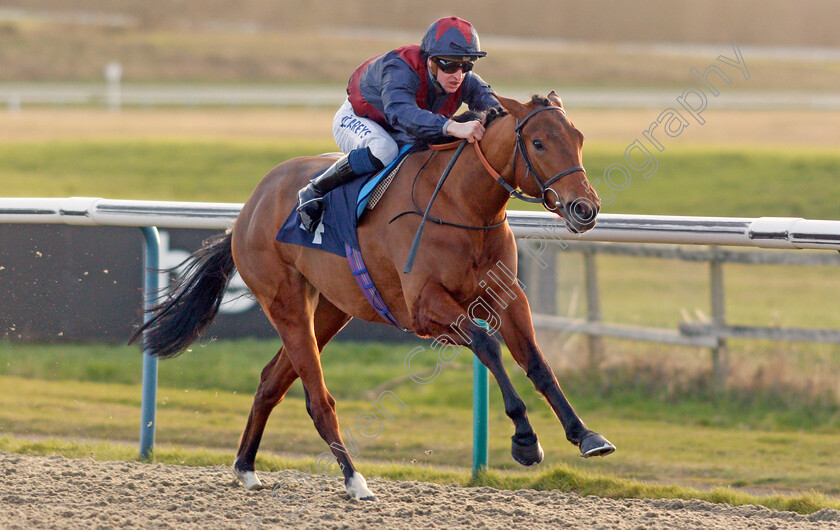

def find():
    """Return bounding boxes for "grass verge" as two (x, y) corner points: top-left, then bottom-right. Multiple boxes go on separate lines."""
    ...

(3, 139), (839, 220)
(1, 434), (837, 515)
(2, 343), (840, 500)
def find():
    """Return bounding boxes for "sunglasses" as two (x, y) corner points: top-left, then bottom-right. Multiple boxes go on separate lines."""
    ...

(432, 57), (474, 74)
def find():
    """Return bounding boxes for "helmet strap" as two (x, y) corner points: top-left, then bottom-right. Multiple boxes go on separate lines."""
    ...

(426, 57), (438, 75)
(426, 59), (446, 93)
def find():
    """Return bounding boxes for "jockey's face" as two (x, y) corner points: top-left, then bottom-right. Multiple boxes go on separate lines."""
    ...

(428, 57), (469, 94)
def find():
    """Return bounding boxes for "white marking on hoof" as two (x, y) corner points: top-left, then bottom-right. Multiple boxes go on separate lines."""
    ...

(346, 472), (376, 501)
(233, 466), (263, 490)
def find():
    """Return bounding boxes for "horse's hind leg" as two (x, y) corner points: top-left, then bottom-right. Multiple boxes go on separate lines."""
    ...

(413, 283), (542, 466)
(233, 295), (351, 490)
(262, 282), (374, 501)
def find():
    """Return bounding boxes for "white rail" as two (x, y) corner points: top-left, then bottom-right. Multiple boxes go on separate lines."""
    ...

(3, 197), (840, 251)
(4, 84), (840, 111)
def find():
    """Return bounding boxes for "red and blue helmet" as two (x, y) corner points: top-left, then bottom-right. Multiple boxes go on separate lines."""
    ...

(420, 17), (486, 59)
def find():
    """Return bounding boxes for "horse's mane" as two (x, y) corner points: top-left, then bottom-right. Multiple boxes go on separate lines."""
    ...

(428, 105), (508, 147)
(528, 94), (552, 107)
(452, 94), (553, 130)
(452, 105), (508, 128)
(428, 94), (557, 147)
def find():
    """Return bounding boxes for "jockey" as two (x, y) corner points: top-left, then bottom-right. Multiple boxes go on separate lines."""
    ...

(297, 16), (499, 233)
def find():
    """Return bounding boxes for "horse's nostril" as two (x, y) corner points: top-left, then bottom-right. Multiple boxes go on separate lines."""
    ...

(570, 199), (596, 224)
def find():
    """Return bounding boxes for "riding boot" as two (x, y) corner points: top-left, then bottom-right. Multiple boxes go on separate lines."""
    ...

(297, 147), (385, 233)
(296, 154), (360, 233)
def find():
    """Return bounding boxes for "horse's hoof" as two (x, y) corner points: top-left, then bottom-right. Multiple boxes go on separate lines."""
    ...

(346, 472), (376, 501)
(511, 438), (544, 466)
(580, 433), (616, 458)
(233, 464), (263, 490)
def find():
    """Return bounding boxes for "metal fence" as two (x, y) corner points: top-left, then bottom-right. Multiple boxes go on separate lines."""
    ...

(521, 240), (840, 387)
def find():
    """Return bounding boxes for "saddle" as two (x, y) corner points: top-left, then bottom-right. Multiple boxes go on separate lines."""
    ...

(275, 145), (415, 330)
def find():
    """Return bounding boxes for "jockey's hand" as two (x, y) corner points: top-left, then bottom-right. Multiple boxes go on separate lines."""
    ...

(446, 120), (485, 143)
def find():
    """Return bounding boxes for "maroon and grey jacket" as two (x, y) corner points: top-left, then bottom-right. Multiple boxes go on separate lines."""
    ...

(347, 44), (498, 146)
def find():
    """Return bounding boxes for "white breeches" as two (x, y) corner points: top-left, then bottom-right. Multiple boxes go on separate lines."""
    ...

(333, 99), (399, 166)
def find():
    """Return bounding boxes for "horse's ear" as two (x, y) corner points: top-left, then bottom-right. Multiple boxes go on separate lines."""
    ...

(495, 94), (528, 120)
(547, 90), (563, 108)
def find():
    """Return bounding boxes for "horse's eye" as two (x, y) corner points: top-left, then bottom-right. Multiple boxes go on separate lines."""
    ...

(532, 139), (545, 150)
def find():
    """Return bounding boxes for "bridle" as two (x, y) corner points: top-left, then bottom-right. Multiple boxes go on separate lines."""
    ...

(400, 104), (590, 274)
(495, 105), (586, 211)
(406, 104), (587, 229)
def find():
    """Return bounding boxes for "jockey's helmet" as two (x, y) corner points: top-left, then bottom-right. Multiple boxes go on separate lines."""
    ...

(420, 17), (486, 60)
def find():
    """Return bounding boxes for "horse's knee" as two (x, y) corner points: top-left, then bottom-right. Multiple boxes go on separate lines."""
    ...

(311, 407), (337, 431)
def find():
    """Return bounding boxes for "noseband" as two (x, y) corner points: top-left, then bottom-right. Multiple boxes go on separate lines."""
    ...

(497, 106), (586, 210)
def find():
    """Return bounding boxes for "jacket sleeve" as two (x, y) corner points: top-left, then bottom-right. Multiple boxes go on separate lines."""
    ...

(461, 72), (499, 112)
(380, 59), (450, 144)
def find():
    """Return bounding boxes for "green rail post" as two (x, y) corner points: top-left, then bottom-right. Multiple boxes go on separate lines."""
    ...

(139, 226), (160, 460)
(472, 354), (489, 478)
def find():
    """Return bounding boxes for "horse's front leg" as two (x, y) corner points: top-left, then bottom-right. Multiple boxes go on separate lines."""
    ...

(413, 283), (543, 466)
(499, 286), (615, 458)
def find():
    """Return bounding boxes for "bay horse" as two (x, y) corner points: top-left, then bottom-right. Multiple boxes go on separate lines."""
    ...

(132, 91), (615, 501)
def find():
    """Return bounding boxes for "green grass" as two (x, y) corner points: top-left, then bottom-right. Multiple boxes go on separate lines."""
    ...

(2, 340), (840, 500)
(0, 139), (335, 202)
(512, 143), (840, 219)
(2, 339), (839, 433)
(4, 140), (840, 219)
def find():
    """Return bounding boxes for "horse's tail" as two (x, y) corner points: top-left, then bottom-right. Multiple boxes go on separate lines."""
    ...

(129, 230), (235, 359)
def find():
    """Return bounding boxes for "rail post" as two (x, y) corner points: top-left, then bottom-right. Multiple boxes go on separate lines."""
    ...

(709, 246), (728, 389)
(471, 318), (490, 478)
(583, 247), (604, 368)
(472, 355), (489, 478)
(139, 226), (160, 459)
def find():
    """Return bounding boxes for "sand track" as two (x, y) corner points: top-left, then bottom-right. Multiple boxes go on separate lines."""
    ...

(2, 452), (839, 529)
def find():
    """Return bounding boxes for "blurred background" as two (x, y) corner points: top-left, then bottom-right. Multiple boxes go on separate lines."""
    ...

(2, 0), (840, 502)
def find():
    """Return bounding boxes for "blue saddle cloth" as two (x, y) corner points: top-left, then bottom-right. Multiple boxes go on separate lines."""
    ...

(276, 145), (412, 257)
(275, 146), (414, 331)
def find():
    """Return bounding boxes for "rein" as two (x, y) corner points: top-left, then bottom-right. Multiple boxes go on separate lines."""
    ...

(427, 106), (586, 211)
(403, 139), (468, 274)
(390, 142), (508, 232)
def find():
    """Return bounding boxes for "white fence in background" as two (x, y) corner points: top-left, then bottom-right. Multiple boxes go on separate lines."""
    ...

(4, 84), (840, 111)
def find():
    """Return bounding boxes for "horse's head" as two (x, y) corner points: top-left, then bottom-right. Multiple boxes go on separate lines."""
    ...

(495, 92), (600, 234)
